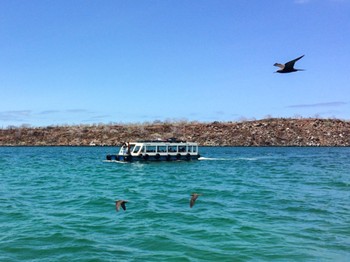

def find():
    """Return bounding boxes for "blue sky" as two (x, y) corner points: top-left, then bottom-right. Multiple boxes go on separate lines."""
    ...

(1, 0), (349, 127)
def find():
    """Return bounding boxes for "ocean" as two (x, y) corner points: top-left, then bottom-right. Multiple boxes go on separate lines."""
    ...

(1, 146), (349, 261)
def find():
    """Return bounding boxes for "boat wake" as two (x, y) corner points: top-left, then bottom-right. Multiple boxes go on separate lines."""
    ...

(103, 160), (129, 164)
(199, 157), (259, 161)
(198, 157), (226, 161)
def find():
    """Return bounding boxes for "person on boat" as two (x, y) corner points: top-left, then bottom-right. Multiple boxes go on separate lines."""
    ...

(127, 142), (131, 155)
(121, 142), (128, 155)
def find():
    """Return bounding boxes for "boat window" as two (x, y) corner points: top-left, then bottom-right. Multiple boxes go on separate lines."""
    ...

(133, 146), (141, 153)
(129, 144), (135, 153)
(157, 146), (167, 153)
(168, 145), (177, 152)
(140, 146), (145, 153)
(193, 146), (197, 153)
(187, 145), (193, 152)
(178, 146), (186, 152)
(146, 146), (156, 153)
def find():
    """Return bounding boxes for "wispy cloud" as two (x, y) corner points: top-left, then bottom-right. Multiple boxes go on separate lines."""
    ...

(0, 108), (98, 127)
(38, 109), (91, 115)
(39, 110), (60, 115)
(287, 101), (347, 108)
(66, 109), (90, 113)
(82, 115), (111, 122)
(0, 110), (31, 122)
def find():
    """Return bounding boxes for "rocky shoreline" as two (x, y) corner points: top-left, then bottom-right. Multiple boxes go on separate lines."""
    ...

(0, 118), (349, 146)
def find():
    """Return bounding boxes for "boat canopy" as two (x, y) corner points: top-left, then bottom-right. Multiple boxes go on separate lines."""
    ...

(118, 141), (198, 156)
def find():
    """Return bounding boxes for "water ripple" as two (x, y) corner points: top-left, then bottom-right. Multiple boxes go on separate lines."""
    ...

(1, 147), (350, 261)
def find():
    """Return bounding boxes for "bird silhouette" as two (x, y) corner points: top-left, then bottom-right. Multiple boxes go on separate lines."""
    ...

(274, 55), (305, 73)
(190, 193), (202, 208)
(115, 200), (128, 212)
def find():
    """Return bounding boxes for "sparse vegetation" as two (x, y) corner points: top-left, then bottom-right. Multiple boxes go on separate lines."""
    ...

(0, 118), (349, 146)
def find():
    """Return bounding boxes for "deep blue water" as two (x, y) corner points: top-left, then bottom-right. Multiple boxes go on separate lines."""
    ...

(1, 147), (349, 261)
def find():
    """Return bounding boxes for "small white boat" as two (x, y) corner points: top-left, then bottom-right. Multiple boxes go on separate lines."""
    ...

(106, 139), (200, 162)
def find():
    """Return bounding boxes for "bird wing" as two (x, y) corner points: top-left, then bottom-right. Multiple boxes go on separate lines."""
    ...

(190, 194), (199, 208)
(273, 63), (285, 69)
(190, 198), (196, 208)
(284, 55), (304, 70)
(116, 200), (127, 211)
(116, 201), (121, 212)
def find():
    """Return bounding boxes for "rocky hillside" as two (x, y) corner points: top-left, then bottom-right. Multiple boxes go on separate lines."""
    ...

(0, 118), (349, 146)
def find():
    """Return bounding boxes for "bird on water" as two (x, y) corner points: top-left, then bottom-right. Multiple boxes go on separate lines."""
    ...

(115, 200), (128, 212)
(190, 193), (202, 208)
(274, 55), (305, 73)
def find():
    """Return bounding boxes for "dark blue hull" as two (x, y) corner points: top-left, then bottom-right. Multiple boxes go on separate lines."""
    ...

(106, 153), (200, 162)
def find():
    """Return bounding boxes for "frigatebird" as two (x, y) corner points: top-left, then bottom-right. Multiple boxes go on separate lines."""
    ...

(190, 193), (202, 208)
(274, 55), (305, 73)
(115, 200), (128, 212)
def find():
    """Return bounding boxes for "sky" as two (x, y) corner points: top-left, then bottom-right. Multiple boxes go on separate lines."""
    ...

(1, 0), (350, 127)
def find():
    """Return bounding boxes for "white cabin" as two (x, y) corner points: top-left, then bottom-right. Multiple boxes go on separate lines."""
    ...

(106, 139), (200, 162)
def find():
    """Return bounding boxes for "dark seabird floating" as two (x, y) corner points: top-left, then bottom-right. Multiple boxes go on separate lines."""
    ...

(274, 55), (305, 73)
(115, 200), (128, 212)
(190, 193), (202, 208)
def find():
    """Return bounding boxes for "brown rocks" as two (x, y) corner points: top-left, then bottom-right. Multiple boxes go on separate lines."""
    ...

(0, 118), (349, 146)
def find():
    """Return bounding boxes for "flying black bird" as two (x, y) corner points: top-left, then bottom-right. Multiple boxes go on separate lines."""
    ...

(190, 193), (202, 208)
(115, 200), (128, 212)
(274, 55), (305, 73)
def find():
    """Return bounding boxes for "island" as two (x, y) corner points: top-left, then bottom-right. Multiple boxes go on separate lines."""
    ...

(0, 118), (349, 146)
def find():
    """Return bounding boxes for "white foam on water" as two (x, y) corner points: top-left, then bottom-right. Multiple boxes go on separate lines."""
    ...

(198, 157), (258, 161)
(103, 160), (128, 164)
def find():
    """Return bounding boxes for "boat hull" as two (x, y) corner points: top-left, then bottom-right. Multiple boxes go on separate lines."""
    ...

(106, 153), (200, 162)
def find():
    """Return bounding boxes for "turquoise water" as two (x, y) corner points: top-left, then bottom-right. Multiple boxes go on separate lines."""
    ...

(1, 147), (349, 261)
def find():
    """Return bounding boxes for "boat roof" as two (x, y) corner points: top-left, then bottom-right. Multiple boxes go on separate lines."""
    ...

(128, 138), (197, 144)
